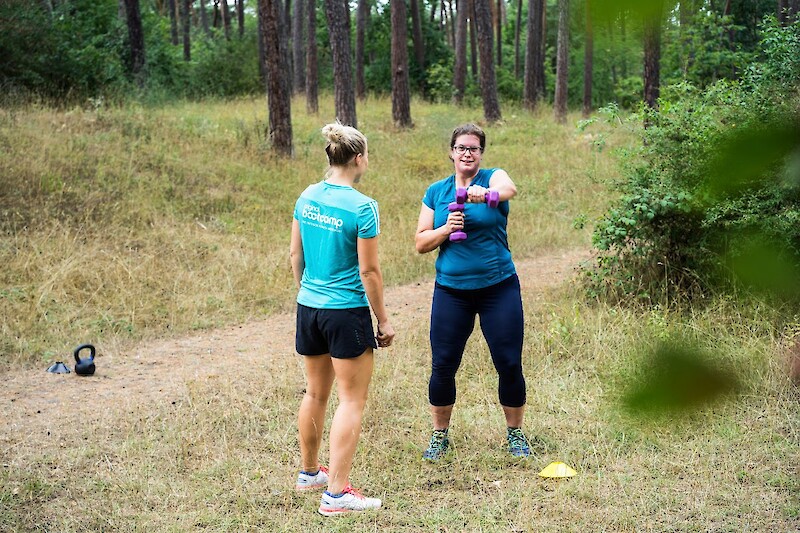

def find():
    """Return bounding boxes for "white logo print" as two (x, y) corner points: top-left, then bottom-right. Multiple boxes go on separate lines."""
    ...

(302, 204), (344, 231)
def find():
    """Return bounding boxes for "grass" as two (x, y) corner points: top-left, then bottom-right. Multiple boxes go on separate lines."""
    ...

(0, 94), (620, 369)
(1, 95), (798, 531)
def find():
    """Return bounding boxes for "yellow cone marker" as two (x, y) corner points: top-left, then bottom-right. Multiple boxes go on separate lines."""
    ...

(538, 461), (577, 478)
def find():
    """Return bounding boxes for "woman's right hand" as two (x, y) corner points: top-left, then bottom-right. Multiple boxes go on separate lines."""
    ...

(445, 211), (465, 236)
(376, 321), (396, 348)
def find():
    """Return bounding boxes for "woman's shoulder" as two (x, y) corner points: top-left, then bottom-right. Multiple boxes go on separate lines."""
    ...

(426, 174), (454, 193)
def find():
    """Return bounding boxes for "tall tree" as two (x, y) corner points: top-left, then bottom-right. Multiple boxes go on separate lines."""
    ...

(391, 0), (413, 128)
(469, 0), (478, 78)
(259, 0), (293, 154)
(324, 0), (357, 127)
(496, 0), (502, 65)
(306, 0), (318, 113)
(643, 6), (662, 112)
(123, 0), (146, 87)
(168, 0), (179, 45)
(778, 0), (789, 25)
(474, 0), (501, 122)
(583, 0), (593, 117)
(523, 0), (544, 110)
(221, 0), (231, 39)
(355, 0), (368, 100)
(199, 0), (211, 36)
(514, 0), (522, 78)
(237, 0), (245, 37)
(454, 0), (468, 104)
(182, 0), (191, 60)
(410, 0), (425, 72)
(554, 0), (569, 123)
(292, 0), (305, 93)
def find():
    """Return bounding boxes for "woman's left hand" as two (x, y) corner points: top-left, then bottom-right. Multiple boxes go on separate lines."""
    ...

(466, 184), (489, 203)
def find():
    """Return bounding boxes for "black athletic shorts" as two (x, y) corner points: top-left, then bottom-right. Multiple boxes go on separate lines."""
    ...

(295, 304), (377, 359)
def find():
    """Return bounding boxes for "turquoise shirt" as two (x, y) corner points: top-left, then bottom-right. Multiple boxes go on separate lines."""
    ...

(422, 168), (516, 290)
(293, 181), (380, 309)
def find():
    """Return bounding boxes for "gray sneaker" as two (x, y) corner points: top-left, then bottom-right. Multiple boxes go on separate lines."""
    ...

(318, 484), (381, 516)
(422, 429), (450, 461)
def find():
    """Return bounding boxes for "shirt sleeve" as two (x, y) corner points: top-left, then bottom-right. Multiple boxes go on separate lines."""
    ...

(357, 200), (380, 239)
(422, 184), (435, 210)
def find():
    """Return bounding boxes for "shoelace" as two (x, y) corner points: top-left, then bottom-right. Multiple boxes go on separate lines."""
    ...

(429, 430), (447, 450)
(508, 429), (528, 449)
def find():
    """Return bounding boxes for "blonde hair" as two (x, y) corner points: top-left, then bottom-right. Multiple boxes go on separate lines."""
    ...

(321, 122), (367, 166)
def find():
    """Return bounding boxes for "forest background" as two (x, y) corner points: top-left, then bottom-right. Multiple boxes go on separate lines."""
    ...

(1, 0), (800, 530)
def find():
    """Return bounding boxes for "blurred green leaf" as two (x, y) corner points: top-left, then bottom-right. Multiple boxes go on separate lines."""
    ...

(706, 120), (800, 197)
(624, 342), (740, 415)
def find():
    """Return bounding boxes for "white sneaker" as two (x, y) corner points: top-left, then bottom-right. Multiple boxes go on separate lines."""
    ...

(318, 484), (381, 516)
(295, 465), (328, 491)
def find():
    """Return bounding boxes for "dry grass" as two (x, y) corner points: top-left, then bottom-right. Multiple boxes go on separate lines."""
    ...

(0, 96), (623, 369)
(1, 96), (798, 531)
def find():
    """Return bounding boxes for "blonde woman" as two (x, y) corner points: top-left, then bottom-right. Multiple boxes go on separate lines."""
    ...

(290, 122), (395, 516)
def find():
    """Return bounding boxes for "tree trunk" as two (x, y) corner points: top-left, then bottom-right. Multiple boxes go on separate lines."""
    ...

(410, 0), (425, 72)
(643, 9), (662, 113)
(306, 0), (318, 113)
(523, 0), (544, 110)
(169, 0), (179, 45)
(292, 0), (305, 93)
(514, 0), (522, 78)
(583, 0), (592, 117)
(221, 0), (231, 39)
(391, 0), (413, 128)
(474, 0), (501, 122)
(182, 0), (191, 60)
(324, 0), (357, 127)
(496, 0), (502, 66)
(123, 0), (146, 87)
(538, 0), (545, 91)
(454, 0), (468, 104)
(356, 0), (368, 100)
(554, 0), (569, 124)
(199, 0), (211, 36)
(258, 2), (266, 83)
(237, 0), (245, 37)
(259, 0), (293, 155)
(778, 0), (789, 25)
(469, 0), (479, 79)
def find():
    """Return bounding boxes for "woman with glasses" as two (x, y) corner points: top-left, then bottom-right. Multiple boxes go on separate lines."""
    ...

(291, 122), (395, 515)
(414, 123), (530, 461)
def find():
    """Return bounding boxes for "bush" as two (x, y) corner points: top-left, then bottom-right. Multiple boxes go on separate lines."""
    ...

(587, 18), (800, 304)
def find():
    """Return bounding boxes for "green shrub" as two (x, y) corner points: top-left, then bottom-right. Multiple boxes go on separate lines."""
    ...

(588, 17), (800, 304)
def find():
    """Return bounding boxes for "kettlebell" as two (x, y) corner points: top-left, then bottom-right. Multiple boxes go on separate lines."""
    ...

(73, 343), (96, 376)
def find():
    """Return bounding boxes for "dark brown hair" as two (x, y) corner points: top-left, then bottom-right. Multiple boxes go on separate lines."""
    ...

(450, 123), (486, 151)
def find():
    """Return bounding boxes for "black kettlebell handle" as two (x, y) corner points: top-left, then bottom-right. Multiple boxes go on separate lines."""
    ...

(73, 343), (96, 364)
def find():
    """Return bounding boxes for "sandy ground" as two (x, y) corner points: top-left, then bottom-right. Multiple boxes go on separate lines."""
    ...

(1, 249), (589, 453)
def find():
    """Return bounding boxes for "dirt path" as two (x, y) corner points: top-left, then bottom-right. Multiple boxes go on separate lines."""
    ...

(1, 249), (589, 450)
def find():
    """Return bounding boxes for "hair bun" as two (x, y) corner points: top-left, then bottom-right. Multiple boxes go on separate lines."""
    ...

(322, 123), (345, 144)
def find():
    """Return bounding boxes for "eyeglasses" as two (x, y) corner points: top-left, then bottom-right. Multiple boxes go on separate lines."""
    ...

(453, 145), (482, 155)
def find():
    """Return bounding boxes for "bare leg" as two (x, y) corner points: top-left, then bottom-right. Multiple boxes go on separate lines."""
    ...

(298, 354), (335, 472)
(430, 404), (454, 430)
(327, 349), (374, 495)
(502, 405), (525, 428)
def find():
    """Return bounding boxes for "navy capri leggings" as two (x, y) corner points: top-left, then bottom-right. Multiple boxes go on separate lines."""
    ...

(428, 274), (526, 408)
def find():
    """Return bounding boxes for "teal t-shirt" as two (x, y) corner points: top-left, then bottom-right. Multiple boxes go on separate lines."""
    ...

(293, 181), (380, 309)
(422, 168), (516, 290)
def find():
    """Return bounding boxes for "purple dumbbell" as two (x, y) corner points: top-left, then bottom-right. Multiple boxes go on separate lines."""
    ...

(448, 191), (467, 242)
(485, 189), (500, 208)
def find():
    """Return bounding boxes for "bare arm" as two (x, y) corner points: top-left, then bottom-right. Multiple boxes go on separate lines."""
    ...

(290, 219), (304, 288)
(415, 203), (464, 254)
(466, 168), (518, 203)
(357, 236), (395, 345)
